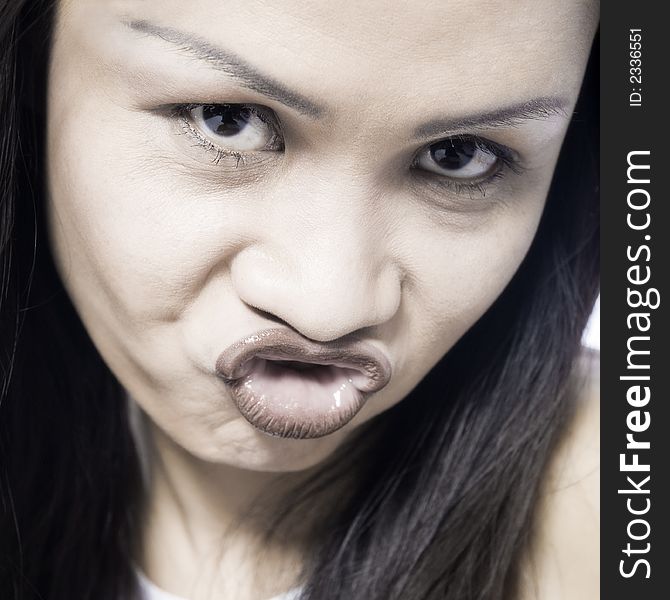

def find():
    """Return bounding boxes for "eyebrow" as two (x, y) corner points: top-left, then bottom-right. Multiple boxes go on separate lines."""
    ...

(122, 18), (570, 138)
(411, 97), (570, 140)
(123, 18), (325, 118)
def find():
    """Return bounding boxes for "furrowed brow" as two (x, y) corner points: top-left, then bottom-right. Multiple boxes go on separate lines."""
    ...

(122, 18), (326, 118)
(412, 97), (570, 140)
(121, 19), (569, 140)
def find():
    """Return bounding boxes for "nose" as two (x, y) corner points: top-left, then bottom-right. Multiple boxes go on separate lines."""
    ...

(229, 183), (402, 342)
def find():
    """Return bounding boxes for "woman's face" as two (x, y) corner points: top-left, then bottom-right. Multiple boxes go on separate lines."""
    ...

(47, 0), (598, 471)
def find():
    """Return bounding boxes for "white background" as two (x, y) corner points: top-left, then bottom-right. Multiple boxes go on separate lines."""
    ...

(582, 294), (600, 350)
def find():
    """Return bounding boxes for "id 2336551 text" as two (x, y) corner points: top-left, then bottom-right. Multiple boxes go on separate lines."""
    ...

(629, 29), (643, 107)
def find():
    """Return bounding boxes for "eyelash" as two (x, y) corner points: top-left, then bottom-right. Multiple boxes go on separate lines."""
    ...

(411, 136), (525, 198)
(167, 103), (524, 197)
(168, 103), (282, 168)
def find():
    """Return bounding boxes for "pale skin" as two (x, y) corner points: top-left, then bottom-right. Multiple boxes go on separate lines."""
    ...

(46, 1), (599, 598)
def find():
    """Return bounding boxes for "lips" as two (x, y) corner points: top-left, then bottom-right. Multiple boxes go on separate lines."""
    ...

(215, 328), (392, 439)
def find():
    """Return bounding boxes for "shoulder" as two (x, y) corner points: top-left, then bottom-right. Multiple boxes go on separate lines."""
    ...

(518, 347), (600, 600)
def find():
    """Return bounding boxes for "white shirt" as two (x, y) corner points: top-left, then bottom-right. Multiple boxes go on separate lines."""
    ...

(137, 569), (303, 600)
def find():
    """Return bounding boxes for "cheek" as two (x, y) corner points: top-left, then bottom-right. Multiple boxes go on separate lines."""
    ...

(397, 202), (544, 372)
(45, 94), (259, 401)
(346, 199), (546, 429)
(47, 99), (242, 329)
(435, 226), (535, 316)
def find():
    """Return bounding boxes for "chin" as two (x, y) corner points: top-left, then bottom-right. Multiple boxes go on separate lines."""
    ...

(155, 413), (357, 474)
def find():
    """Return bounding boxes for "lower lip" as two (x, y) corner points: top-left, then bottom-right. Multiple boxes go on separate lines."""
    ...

(224, 358), (371, 439)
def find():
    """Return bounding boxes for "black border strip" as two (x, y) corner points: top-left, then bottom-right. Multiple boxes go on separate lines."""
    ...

(601, 4), (669, 598)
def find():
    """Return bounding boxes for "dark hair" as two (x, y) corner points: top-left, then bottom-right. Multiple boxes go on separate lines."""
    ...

(1, 2), (599, 599)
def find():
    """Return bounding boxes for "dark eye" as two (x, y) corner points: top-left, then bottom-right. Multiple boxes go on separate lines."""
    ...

(188, 104), (283, 152)
(415, 137), (499, 179)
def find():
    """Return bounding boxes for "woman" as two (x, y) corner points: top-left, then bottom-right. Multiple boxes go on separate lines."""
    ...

(0, 1), (600, 599)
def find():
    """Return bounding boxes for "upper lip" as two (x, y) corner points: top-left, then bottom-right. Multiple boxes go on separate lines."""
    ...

(215, 327), (392, 392)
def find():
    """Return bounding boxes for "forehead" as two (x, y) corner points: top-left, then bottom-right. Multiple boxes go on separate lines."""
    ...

(57, 0), (598, 114)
